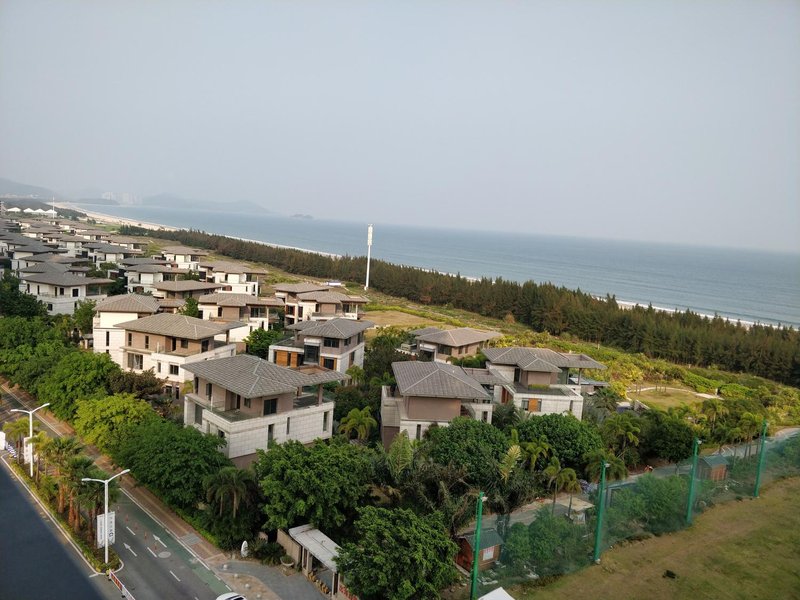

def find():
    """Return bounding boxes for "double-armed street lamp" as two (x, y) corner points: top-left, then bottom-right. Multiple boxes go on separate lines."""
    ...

(82, 468), (130, 564)
(10, 403), (50, 478)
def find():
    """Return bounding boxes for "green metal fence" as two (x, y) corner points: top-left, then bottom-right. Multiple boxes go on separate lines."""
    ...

(473, 427), (800, 596)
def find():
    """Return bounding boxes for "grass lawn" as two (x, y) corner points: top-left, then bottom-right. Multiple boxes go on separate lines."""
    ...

(512, 476), (800, 600)
(628, 385), (703, 410)
(362, 309), (444, 329)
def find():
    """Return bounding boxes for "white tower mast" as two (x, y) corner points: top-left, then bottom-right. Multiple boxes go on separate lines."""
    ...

(365, 224), (373, 291)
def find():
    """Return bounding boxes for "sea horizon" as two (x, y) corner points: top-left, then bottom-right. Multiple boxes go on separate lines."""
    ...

(73, 203), (800, 328)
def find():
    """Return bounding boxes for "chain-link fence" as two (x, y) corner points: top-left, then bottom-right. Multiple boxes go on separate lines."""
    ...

(472, 429), (800, 596)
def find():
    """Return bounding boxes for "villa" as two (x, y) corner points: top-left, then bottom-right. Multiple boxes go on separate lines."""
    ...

(198, 260), (266, 295)
(197, 292), (284, 343)
(151, 280), (224, 299)
(183, 354), (343, 465)
(159, 245), (209, 270)
(18, 271), (114, 315)
(92, 294), (162, 363)
(273, 282), (367, 325)
(405, 326), (501, 362)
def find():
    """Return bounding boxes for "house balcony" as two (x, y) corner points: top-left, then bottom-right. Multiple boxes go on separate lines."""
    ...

(187, 391), (334, 424)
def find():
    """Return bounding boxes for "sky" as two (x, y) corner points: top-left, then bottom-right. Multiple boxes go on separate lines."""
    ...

(1, 1), (798, 253)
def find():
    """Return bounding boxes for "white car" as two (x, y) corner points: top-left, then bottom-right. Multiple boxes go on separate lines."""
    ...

(215, 594), (247, 600)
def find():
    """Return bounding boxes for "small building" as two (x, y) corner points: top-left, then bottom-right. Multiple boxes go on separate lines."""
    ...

(19, 271), (114, 315)
(152, 280), (223, 299)
(159, 245), (209, 270)
(408, 327), (501, 363)
(93, 294), (162, 364)
(456, 528), (504, 572)
(198, 260), (266, 296)
(698, 455), (729, 482)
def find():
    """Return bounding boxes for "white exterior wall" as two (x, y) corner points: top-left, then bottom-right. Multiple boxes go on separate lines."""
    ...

(93, 311), (142, 364)
(123, 343), (237, 385)
(509, 388), (584, 420)
(185, 399), (334, 459)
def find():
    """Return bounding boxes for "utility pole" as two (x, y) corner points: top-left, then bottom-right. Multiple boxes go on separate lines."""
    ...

(753, 419), (768, 498)
(592, 461), (609, 563)
(685, 437), (701, 525)
(82, 469), (129, 564)
(364, 224), (373, 291)
(469, 491), (485, 600)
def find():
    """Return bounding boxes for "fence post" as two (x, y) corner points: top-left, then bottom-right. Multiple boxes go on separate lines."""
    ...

(469, 492), (485, 600)
(592, 461), (608, 563)
(753, 419), (769, 498)
(685, 437), (700, 525)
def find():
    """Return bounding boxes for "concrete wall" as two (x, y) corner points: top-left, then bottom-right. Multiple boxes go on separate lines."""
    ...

(405, 396), (461, 421)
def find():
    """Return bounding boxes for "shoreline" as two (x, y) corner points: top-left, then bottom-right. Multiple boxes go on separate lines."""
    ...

(56, 203), (784, 329)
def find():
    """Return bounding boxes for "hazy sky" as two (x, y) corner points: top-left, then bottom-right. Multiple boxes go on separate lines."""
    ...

(1, 1), (798, 252)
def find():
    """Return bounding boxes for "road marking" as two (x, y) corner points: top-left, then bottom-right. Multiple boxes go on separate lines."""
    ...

(153, 534), (167, 548)
(126, 526), (136, 536)
(89, 572), (103, 578)
(124, 543), (138, 557)
(225, 584), (231, 591)
(169, 570), (181, 582)
(147, 547), (158, 558)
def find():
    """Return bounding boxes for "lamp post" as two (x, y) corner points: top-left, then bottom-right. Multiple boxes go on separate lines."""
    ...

(10, 403), (50, 478)
(82, 468), (130, 564)
(592, 461), (610, 563)
(364, 224), (373, 291)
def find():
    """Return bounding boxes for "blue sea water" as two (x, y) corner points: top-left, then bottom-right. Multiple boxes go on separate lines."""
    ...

(81, 205), (800, 328)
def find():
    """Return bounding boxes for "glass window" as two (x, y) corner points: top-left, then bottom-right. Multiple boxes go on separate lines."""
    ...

(322, 411), (329, 432)
(144, 335), (150, 349)
(263, 398), (277, 415)
(180, 339), (189, 349)
(323, 358), (335, 370)
(323, 337), (340, 348)
(205, 382), (212, 399)
(194, 403), (203, 425)
(169, 364), (179, 376)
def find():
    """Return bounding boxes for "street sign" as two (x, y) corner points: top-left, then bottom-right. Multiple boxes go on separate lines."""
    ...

(96, 512), (116, 548)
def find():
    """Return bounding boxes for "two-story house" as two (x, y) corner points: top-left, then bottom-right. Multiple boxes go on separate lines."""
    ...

(93, 294), (161, 363)
(115, 313), (241, 398)
(481, 347), (606, 419)
(268, 318), (373, 374)
(198, 260), (266, 296)
(151, 280), (224, 300)
(160, 245), (209, 271)
(273, 283), (367, 325)
(83, 242), (142, 265)
(197, 293), (284, 343)
(19, 272), (114, 315)
(125, 264), (190, 295)
(380, 361), (505, 448)
(406, 327), (501, 362)
(183, 354), (344, 465)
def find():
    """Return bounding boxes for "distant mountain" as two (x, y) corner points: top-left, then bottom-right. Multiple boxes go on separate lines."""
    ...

(141, 193), (273, 214)
(0, 177), (59, 199)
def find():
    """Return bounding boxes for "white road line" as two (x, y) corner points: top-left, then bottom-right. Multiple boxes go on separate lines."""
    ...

(225, 584), (231, 591)
(125, 526), (136, 536)
(169, 570), (181, 582)
(147, 547), (157, 558)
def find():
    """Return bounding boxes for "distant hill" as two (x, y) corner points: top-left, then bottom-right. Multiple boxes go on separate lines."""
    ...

(141, 193), (272, 214)
(0, 177), (59, 199)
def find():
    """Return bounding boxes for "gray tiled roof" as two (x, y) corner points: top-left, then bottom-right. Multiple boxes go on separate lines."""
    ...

(198, 293), (283, 307)
(198, 260), (268, 274)
(95, 294), (161, 314)
(161, 245), (209, 256)
(409, 326), (444, 336)
(392, 361), (490, 400)
(153, 280), (224, 292)
(24, 254), (86, 264)
(83, 242), (140, 254)
(297, 291), (367, 304)
(120, 257), (170, 266)
(18, 262), (88, 275)
(20, 272), (114, 286)
(461, 367), (508, 386)
(183, 354), (344, 398)
(287, 318), (374, 339)
(117, 313), (242, 339)
(416, 327), (501, 348)
(272, 282), (330, 294)
(482, 347), (606, 371)
(126, 264), (189, 274)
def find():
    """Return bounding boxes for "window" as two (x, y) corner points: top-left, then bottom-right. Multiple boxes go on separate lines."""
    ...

(180, 338), (189, 349)
(105, 331), (110, 346)
(72, 288), (79, 297)
(344, 337), (352, 346)
(128, 333), (133, 346)
(526, 399), (542, 412)
(286, 418), (291, 435)
(323, 358), (335, 370)
(217, 430), (225, 439)
(322, 411), (329, 432)
(169, 364), (179, 376)
(157, 362), (162, 373)
(144, 335), (150, 350)
(416, 424), (422, 440)
(244, 398), (251, 408)
(47, 304), (53, 311)
(297, 306), (304, 318)
(323, 338), (340, 348)
(439, 345), (452, 356)
(127, 353), (143, 370)
(235, 394), (241, 409)
(194, 403), (203, 425)
(217, 306), (223, 317)
(193, 377), (199, 393)
(267, 423), (274, 443)
(263, 398), (277, 416)
(304, 345), (320, 363)
(482, 547), (494, 561)
(201, 339), (209, 352)
(285, 306), (295, 315)
(205, 382), (212, 399)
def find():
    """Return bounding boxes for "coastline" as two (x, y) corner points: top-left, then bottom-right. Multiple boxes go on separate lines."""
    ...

(57, 203), (779, 329)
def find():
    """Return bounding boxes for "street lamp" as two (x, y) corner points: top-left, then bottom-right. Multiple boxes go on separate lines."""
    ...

(10, 403), (50, 478)
(82, 468), (130, 564)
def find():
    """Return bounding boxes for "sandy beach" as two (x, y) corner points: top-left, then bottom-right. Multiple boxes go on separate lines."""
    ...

(55, 202), (179, 232)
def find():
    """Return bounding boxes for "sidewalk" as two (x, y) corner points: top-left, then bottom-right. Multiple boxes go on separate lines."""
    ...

(1, 381), (322, 600)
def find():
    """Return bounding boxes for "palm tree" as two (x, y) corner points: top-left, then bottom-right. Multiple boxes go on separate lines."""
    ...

(583, 449), (628, 483)
(46, 437), (84, 514)
(3, 418), (30, 465)
(521, 436), (552, 471)
(602, 413), (641, 459)
(701, 398), (728, 436)
(346, 365), (366, 387)
(339, 407), (377, 442)
(562, 469), (582, 518)
(738, 412), (761, 459)
(204, 467), (258, 519)
(30, 431), (50, 482)
(64, 455), (95, 532)
(543, 456), (569, 514)
(592, 388), (620, 418)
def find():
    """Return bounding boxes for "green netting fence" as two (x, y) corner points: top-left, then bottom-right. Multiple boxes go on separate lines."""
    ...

(472, 429), (800, 597)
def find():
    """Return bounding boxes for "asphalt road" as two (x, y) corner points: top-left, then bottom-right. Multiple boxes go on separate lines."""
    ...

(0, 459), (117, 600)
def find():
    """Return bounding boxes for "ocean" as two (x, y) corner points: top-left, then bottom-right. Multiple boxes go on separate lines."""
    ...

(79, 205), (800, 328)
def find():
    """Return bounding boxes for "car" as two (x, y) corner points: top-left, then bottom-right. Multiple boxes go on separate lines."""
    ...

(215, 594), (247, 600)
